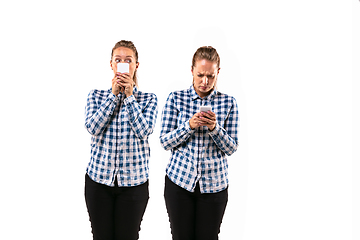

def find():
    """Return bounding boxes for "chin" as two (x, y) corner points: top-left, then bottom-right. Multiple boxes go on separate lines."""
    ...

(199, 87), (208, 91)
(202, 87), (212, 92)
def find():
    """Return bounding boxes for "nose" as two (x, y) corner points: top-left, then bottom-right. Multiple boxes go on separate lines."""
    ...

(202, 77), (208, 85)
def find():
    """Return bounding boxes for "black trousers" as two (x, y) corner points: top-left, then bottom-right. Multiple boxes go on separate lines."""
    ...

(84, 174), (149, 240)
(164, 176), (228, 240)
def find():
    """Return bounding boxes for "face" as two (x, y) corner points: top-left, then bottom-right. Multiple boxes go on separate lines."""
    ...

(110, 47), (139, 78)
(192, 59), (220, 98)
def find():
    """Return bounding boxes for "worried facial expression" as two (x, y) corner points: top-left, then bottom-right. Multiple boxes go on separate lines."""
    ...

(192, 59), (220, 98)
(110, 47), (139, 78)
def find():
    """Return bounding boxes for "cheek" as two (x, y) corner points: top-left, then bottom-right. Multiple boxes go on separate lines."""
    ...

(112, 63), (117, 73)
(129, 64), (136, 74)
(193, 77), (201, 86)
(210, 77), (217, 86)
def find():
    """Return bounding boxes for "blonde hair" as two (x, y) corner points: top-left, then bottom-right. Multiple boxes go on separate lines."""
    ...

(111, 40), (139, 86)
(191, 46), (220, 70)
(192, 46), (220, 90)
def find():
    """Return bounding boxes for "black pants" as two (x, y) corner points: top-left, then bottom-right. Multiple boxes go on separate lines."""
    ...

(164, 176), (228, 240)
(84, 174), (149, 240)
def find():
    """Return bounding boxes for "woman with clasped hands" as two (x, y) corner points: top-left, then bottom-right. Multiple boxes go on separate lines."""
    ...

(84, 40), (158, 240)
(160, 46), (239, 240)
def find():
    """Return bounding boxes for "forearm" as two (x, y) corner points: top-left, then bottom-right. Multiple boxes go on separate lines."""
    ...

(209, 123), (238, 156)
(85, 91), (118, 136)
(209, 97), (239, 156)
(160, 120), (194, 151)
(124, 95), (158, 139)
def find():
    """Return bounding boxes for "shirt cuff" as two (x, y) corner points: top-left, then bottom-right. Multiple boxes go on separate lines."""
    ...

(108, 92), (119, 103)
(123, 94), (135, 105)
(208, 123), (221, 136)
(186, 120), (196, 133)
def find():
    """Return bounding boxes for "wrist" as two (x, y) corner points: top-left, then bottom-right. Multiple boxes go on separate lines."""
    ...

(189, 121), (194, 130)
(125, 89), (133, 98)
(208, 123), (218, 134)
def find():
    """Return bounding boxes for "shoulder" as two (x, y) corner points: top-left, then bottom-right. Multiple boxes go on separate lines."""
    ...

(173, 88), (190, 96)
(135, 90), (157, 102)
(214, 91), (238, 109)
(167, 88), (190, 101)
(87, 89), (111, 100)
(215, 91), (237, 103)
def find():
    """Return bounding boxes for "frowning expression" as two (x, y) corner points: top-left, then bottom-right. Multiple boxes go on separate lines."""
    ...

(192, 59), (220, 98)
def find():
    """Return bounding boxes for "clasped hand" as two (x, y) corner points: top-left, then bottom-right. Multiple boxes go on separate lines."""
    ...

(189, 111), (216, 131)
(112, 73), (133, 97)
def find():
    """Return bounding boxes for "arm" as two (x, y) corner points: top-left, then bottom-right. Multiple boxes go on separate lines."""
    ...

(84, 90), (119, 136)
(160, 93), (195, 151)
(124, 94), (158, 139)
(209, 97), (239, 156)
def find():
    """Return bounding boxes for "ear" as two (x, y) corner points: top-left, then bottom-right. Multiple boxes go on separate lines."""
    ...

(217, 67), (221, 75)
(110, 60), (113, 70)
(191, 67), (194, 76)
(136, 62), (140, 69)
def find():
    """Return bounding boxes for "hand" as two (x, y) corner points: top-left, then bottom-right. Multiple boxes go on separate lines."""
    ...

(112, 74), (122, 96)
(111, 73), (134, 97)
(189, 111), (216, 131)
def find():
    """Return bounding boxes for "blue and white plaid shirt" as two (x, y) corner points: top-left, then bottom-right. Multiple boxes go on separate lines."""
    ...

(85, 86), (158, 187)
(160, 85), (239, 193)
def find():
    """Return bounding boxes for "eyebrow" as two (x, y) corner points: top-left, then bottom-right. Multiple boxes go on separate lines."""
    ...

(114, 55), (133, 58)
(197, 73), (215, 76)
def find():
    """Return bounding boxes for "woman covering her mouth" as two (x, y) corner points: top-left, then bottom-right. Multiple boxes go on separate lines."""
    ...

(84, 40), (158, 240)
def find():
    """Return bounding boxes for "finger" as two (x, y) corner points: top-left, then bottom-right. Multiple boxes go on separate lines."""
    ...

(203, 111), (216, 117)
(118, 73), (131, 79)
(112, 80), (121, 88)
(208, 111), (216, 117)
(201, 112), (216, 121)
(113, 78), (122, 85)
(118, 77), (133, 85)
(118, 79), (132, 85)
(194, 112), (202, 118)
(118, 81), (132, 89)
(116, 75), (125, 81)
(199, 119), (214, 126)
(200, 115), (216, 123)
(121, 73), (131, 78)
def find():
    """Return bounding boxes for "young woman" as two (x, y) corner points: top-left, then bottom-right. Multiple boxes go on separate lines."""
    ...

(160, 46), (239, 240)
(84, 40), (158, 240)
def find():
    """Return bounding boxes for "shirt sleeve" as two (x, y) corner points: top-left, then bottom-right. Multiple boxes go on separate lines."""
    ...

(123, 94), (158, 140)
(208, 97), (239, 156)
(84, 90), (119, 136)
(160, 92), (195, 151)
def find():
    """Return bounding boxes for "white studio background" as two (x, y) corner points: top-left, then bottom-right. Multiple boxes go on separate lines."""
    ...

(0, 0), (354, 240)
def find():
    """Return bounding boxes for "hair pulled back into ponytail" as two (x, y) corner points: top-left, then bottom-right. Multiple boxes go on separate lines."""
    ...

(111, 40), (139, 86)
(191, 46), (220, 70)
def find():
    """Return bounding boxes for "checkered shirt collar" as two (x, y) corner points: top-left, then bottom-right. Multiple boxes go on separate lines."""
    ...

(189, 85), (217, 101)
